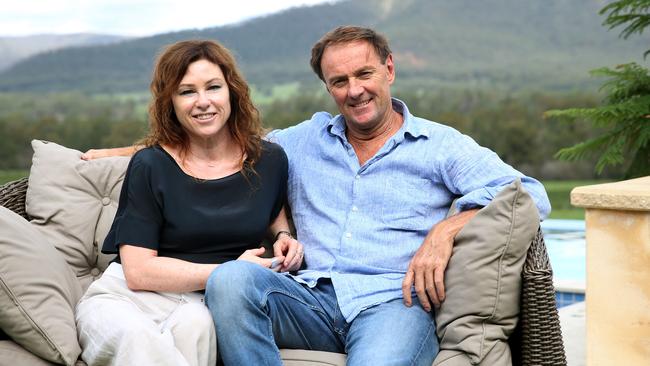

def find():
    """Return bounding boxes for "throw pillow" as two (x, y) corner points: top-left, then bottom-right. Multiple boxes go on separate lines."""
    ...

(25, 140), (130, 292)
(433, 179), (539, 365)
(0, 206), (82, 365)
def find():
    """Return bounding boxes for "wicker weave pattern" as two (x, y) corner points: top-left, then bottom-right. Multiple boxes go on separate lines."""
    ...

(518, 229), (567, 365)
(0, 177), (567, 365)
(0, 177), (29, 220)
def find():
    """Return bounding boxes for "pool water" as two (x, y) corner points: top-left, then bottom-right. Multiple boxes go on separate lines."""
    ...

(541, 219), (586, 307)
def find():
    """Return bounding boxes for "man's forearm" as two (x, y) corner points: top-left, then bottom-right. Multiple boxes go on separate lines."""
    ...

(81, 145), (143, 160)
(430, 208), (480, 245)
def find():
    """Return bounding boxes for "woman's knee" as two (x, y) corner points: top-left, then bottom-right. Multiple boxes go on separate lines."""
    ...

(80, 313), (159, 358)
(172, 302), (214, 332)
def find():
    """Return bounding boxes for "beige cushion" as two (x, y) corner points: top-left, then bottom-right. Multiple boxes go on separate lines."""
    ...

(0, 340), (58, 366)
(0, 340), (88, 366)
(0, 207), (82, 365)
(280, 349), (347, 366)
(433, 346), (511, 366)
(433, 179), (539, 366)
(25, 140), (130, 292)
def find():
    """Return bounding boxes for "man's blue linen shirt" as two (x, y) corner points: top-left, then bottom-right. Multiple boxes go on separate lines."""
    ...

(267, 98), (551, 322)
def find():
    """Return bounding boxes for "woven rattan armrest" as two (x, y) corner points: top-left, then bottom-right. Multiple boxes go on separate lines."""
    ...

(511, 228), (567, 366)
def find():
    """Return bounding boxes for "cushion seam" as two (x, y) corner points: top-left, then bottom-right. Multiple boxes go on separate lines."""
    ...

(493, 186), (519, 318)
(0, 277), (66, 363)
(479, 183), (520, 360)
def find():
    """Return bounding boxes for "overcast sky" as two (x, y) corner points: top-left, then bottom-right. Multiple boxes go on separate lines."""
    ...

(0, 0), (334, 37)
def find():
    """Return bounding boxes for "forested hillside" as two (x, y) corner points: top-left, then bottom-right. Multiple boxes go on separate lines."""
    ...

(0, 0), (646, 93)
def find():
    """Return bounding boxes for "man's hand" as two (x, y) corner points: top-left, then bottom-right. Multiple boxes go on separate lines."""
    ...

(273, 234), (304, 272)
(402, 209), (479, 312)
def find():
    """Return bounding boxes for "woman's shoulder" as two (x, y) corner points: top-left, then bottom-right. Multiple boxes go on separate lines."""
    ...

(133, 144), (168, 159)
(258, 140), (288, 171)
(261, 140), (287, 159)
(129, 145), (173, 171)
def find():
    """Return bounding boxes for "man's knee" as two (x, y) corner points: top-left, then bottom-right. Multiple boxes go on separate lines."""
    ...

(347, 332), (438, 366)
(205, 260), (270, 308)
(347, 302), (439, 366)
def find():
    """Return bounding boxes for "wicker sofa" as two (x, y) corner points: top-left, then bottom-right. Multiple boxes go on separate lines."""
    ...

(0, 141), (567, 366)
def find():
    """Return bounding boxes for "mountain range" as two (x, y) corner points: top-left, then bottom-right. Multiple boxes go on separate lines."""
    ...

(0, 0), (647, 94)
(0, 33), (129, 72)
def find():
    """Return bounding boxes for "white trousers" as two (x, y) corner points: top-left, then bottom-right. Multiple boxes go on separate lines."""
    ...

(75, 263), (217, 366)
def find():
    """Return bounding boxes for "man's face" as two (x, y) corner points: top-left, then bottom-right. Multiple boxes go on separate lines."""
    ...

(320, 40), (395, 133)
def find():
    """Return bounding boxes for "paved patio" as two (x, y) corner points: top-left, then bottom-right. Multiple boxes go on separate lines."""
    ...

(559, 301), (585, 366)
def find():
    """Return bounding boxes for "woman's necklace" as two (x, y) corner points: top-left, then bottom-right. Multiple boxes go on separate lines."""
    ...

(181, 146), (246, 180)
(189, 150), (220, 168)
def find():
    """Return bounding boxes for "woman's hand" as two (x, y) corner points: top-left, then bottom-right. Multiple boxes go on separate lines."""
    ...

(273, 234), (304, 272)
(237, 247), (284, 272)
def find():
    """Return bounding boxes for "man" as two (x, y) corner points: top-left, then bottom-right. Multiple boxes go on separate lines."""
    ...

(203, 26), (550, 365)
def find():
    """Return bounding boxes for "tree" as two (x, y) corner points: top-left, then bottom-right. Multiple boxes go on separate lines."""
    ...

(544, 0), (650, 179)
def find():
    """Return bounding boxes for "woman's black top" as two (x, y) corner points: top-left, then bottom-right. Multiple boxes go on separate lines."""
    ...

(102, 141), (288, 264)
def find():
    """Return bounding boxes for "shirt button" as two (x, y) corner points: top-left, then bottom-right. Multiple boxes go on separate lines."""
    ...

(352, 206), (358, 212)
(355, 175), (360, 180)
(345, 232), (352, 238)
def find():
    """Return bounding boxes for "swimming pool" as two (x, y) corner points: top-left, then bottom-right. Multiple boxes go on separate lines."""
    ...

(541, 219), (586, 308)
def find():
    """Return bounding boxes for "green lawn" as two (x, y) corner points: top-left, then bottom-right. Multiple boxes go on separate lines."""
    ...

(543, 180), (609, 220)
(0, 169), (601, 221)
(0, 169), (28, 185)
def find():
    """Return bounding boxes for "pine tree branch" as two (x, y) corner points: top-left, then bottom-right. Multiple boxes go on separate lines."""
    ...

(600, 0), (650, 55)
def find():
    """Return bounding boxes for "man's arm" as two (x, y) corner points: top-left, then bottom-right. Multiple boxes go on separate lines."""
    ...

(402, 208), (479, 312)
(81, 145), (142, 160)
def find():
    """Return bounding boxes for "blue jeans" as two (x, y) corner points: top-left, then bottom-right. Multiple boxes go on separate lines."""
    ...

(205, 261), (439, 366)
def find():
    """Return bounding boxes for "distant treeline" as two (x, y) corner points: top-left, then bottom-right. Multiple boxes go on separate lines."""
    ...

(0, 92), (148, 168)
(0, 89), (621, 179)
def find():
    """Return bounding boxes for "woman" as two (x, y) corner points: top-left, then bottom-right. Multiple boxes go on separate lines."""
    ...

(75, 40), (302, 366)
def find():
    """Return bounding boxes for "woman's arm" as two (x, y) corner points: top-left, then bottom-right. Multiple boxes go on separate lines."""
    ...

(82, 145), (143, 160)
(120, 244), (281, 292)
(120, 245), (217, 292)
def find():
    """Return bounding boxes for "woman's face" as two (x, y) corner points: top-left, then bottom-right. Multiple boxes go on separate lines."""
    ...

(172, 59), (231, 142)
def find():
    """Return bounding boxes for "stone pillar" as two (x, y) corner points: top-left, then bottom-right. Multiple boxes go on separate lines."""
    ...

(571, 176), (650, 366)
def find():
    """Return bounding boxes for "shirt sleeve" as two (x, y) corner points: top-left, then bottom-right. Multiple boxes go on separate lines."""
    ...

(101, 151), (163, 254)
(269, 144), (289, 222)
(265, 112), (332, 153)
(439, 132), (551, 220)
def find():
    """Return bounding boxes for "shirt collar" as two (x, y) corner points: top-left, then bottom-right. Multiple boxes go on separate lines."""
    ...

(327, 97), (430, 140)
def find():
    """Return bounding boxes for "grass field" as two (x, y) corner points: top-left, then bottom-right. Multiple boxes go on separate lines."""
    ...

(0, 170), (28, 185)
(543, 180), (608, 220)
(0, 169), (601, 220)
